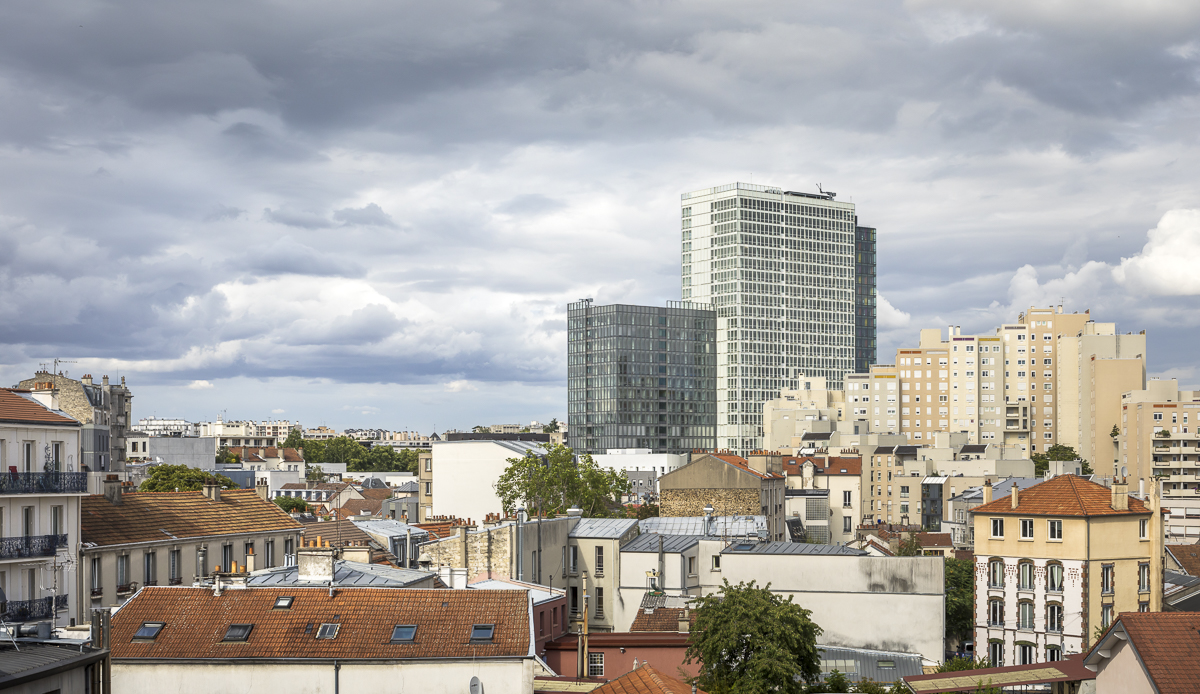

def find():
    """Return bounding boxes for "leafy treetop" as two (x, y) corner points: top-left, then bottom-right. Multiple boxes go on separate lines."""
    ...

(139, 465), (236, 493)
(494, 443), (629, 518)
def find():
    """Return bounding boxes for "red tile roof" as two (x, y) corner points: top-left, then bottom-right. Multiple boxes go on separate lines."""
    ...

(82, 490), (302, 546)
(1102, 612), (1200, 694)
(970, 475), (1150, 517)
(630, 607), (695, 633)
(917, 532), (953, 548)
(110, 587), (531, 660)
(0, 388), (79, 427)
(591, 665), (704, 694)
(1166, 544), (1200, 576)
(333, 499), (383, 519)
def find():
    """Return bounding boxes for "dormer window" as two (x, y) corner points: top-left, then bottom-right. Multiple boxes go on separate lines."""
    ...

(133, 622), (165, 641)
(223, 624), (253, 642)
(470, 624), (495, 642)
(316, 623), (340, 639)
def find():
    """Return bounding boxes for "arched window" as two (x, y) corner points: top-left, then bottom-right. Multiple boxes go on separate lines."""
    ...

(1018, 561), (1034, 590)
(989, 559), (1005, 588)
(1046, 562), (1063, 592)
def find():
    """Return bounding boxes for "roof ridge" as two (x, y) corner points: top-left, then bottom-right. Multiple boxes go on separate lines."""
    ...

(1067, 475), (1088, 515)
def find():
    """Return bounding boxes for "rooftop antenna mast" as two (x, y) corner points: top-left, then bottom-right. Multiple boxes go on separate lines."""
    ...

(816, 184), (836, 200)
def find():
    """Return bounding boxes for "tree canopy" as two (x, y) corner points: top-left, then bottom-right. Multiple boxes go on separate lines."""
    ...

(274, 496), (308, 513)
(493, 443), (629, 517)
(896, 534), (923, 556)
(944, 558), (975, 646)
(542, 418), (560, 433)
(139, 465), (235, 492)
(1030, 444), (1083, 477)
(282, 428), (304, 449)
(685, 579), (823, 693)
(296, 436), (417, 473)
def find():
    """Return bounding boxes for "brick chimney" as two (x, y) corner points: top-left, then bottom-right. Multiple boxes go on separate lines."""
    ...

(103, 474), (123, 505)
(983, 480), (993, 505)
(1011, 484), (1020, 509)
(1112, 478), (1129, 511)
(677, 609), (690, 633)
(82, 374), (93, 386)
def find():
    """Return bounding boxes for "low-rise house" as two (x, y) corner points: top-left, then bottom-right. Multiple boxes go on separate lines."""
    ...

(0, 388), (88, 626)
(1084, 611), (1200, 694)
(566, 518), (639, 634)
(469, 577), (568, 656)
(658, 451), (786, 541)
(1165, 543), (1200, 575)
(229, 446), (304, 473)
(419, 515), (579, 587)
(79, 478), (302, 621)
(109, 586), (539, 693)
(545, 632), (693, 683)
(274, 482), (363, 514)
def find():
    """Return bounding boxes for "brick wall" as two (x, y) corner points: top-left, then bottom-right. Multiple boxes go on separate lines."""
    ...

(661, 488), (759, 517)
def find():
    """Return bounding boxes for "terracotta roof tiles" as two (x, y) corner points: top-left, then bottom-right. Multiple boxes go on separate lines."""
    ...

(1167, 544), (1200, 576)
(1107, 612), (1200, 694)
(591, 665), (704, 694)
(0, 388), (79, 427)
(110, 587), (531, 660)
(82, 490), (302, 546)
(629, 607), (695, 633)
(970, 475), (1149, 517)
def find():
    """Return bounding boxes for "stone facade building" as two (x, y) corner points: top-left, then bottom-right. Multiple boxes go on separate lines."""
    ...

(658, 452), (786, 541)
(17, 372), (133, 472)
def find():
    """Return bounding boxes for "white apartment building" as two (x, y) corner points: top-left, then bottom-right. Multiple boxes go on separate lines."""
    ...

(844, 366), (900, 434)
(0, 388), (88, 627)
(197, 417), (278, 449)
(135, 417), (198, 438)
(681, 182), (860, 457)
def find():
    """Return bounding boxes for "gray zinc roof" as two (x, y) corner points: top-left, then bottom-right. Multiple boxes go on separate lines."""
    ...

(469, 578), (563, 605)
(638, 515), (766, 537)
(721, 541), (867, 556)
(569, 517), (639, 539)
(816, 645), (925, 684)
(247, 560), (434, 587)
(621, 533), (704, 553)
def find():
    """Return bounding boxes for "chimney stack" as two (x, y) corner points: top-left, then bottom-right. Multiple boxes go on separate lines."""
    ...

(102, 375), (109, 386)
(202, 479), (221, 502)
(245, 548), (255, 573)
(983, 480), (993, 505)
(1112, 478), (1129, 511)
(677, 609), (690, 633)
(82, 374), (93, 386)
(1011, 484), (1020, 509)
(103, 474), (123, 505)
(255, 478), (269, 501)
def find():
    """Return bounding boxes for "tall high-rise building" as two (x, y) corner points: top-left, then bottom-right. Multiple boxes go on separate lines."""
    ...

(566, 301), (717, 456)
(681, 182), (865, 456)
(854, 225), (877, 374)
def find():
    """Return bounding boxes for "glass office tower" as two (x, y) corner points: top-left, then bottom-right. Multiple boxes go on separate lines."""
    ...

(566, 301), (717, 455)
(854, 224), (878, 374)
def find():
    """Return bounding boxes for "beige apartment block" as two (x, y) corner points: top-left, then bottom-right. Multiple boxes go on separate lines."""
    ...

(1013, 307), (1091, 457)
(761, 376), (847, 453)
(1056, 320), (1146, 467)
(895, 328), (1003, 447)
(844, 364), (899, 434)
(1118, 379), (1200, 484)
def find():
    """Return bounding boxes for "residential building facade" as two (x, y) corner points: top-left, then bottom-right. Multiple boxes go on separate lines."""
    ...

(17, 372), (133, 472)
(566, 301), (717, 456)
(681, 182), (865, 457)
(565, 518), (639, 634)
(0, 388), (88, 626)
(658, 452), (786, 541)
(971, 476), (1161, 666)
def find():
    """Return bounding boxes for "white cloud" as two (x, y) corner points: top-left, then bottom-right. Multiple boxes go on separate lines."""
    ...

(186, 380), (214, 390)
(878, 295), (912, 329)
(271, 408), (286, 414)
(1114, 210), (1200, 296)
(443, 379), (479, 392)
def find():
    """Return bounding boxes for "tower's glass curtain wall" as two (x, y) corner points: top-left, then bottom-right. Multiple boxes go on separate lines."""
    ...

(566, 301), (717, 455)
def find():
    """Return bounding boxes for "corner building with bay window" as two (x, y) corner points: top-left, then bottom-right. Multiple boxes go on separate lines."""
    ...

(680, 182), (873, 457)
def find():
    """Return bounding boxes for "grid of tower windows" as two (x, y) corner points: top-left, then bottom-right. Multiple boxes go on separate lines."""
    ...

(855, 225), (877, 375)
(566, 302), (717, 455)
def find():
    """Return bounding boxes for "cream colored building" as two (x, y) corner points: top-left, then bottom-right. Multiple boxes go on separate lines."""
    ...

(971, 476), (1160, 665)
(843, 365), (899, 434)
(895, 328), (1005, 448)
(1009, 307), (1091, 457)
(1054, 320), (1146, 467)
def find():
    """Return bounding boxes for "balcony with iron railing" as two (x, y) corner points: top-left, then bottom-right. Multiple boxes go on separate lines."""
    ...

(0, 472), (88, 495)
(0, 534), (68, 560)
(5, 594), (69, 622)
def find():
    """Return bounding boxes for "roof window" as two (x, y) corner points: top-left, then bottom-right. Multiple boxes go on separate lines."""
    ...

(316, 623), (340, 639)
(223, 624), (254, 642)
(877, 660), (896, 668)
(391, 625), (417, 642)
(133, 622), (165, 640)
(734, 543), (755, 551)
(470, 624), (495, 641)
(273, 596), (294, 609)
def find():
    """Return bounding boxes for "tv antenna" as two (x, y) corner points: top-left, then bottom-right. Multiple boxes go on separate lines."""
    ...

(816, 184), (836, 200)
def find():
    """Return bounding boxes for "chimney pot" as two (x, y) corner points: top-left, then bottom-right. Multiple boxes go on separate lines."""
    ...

(983, 480), (993, 505)
(1011, 485), (1020, 509)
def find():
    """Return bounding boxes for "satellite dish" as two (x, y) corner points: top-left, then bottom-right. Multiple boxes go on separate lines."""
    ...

(469, 676), (484, 694)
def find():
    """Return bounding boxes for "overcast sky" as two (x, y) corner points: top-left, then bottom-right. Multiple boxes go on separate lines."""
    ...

(2, 0), (1199, 432)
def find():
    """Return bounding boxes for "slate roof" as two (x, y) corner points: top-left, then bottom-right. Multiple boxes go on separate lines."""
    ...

(569, 518), (638, 539)
(721, 541), (866, 556)
(971, 475), (1150, 517)
(0, 643), (108, 687)
(82, 490), (302, 546)
(247, 560), (433, 587)
(959, 444), (989, 454)
(109, 586), (532, 660)
(1166, 544), (1200, 576)
(0, 388), (79, 427)
(393, 481), (420, 494)
(469, 578), (564, 606)
(590, 665), (701, 694)
(637, 516), (766, 537)
(817, 645), (925, 684)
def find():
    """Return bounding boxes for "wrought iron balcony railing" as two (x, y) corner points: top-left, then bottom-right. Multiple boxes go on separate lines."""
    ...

(5, 595), (68, 622)
(0, 472), (88, 495)
(0, 534), (68, 560)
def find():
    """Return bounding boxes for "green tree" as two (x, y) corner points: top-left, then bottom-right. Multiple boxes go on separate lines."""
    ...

(1030, 444), (1083, 477)
(945, 558), (975, 647)
(347, 445), (421, 473)
(626, 503), (660, 520)
(300, 439), (326, 466)
(493, 443), (629, 518)
(822, 669), (850, 692)
(896, 534), (923, 556)
(323, 436), (367, 466)
(306, 464), (325, 482)
(542, 418), (560, 433)
(686, 579), (823, 693)
(472, 425), (489, 433)
(936, 657), (992, 672)
(1110, 424), (1120, 439)
(282, 429), (304, 449)
(139, 465), (235, 492)
(214, 446), (240, 467)
(274, 496), (308, 513)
